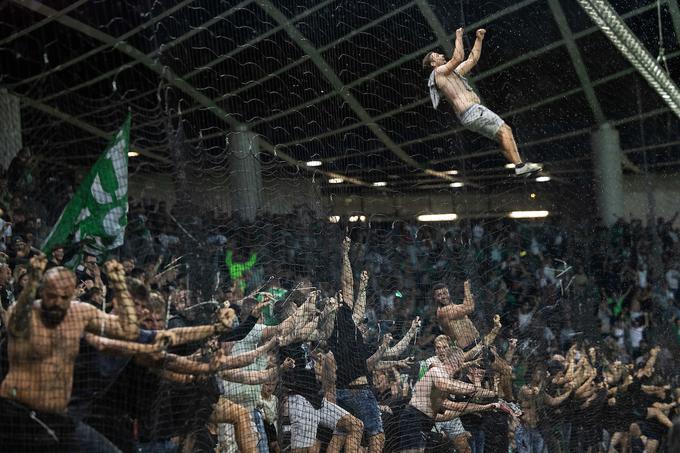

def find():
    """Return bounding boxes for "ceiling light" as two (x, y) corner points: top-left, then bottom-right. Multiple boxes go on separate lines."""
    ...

(349, 215), (366, 222)
(372, 181), (387, 187)
(509, 210), (550, 219)
(505, 163), (516, 169)
(536, 176), (551, 182)
(128, 151), (140, 157)
(530, 193), (536, 199)
(328, 216), (340, 223)
(417, 213), (458, 222)
(449, 182), (464, 188)
(306, 160), (322, 167)
(445, 170), (458, 175)
(328, 178), (343, 184)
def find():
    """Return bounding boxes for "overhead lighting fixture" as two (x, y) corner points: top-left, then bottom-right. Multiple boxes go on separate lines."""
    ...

(505, 163), (516, 169)
(306, 160), (322, 167)
(576, 0), (680, 119)
(509, 210), (550, 219)
(372, 181), (387, 187)
(349, 215), (366, 222)
(417, 213), (458, 222)
(449, 182), (464, 188)
(128, 151), (140, 157)
(445, 170), (458, 175)
(536, 176), (551, 182)
(328, 216), (340, 223)
(530, 193), (536, 199)
(328, 178), (343, 184)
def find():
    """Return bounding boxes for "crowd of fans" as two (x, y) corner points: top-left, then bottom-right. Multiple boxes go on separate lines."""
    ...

(1, 153), (680, 452)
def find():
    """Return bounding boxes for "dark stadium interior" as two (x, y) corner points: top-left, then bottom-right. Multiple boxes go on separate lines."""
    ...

(1, 0), (678, 193)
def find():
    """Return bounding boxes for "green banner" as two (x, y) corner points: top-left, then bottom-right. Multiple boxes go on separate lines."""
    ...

(42, 115), (131, 256)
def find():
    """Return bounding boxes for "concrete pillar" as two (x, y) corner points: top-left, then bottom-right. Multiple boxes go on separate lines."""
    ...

(0, 89), (22, 170)
(228, 126), (262, 222)
(591, 123), (624, 226)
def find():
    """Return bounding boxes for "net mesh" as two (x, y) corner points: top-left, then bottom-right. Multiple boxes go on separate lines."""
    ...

(1, 0), (680, 452)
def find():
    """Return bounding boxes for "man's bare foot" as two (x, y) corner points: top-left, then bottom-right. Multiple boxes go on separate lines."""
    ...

(476, 29), (486, 39)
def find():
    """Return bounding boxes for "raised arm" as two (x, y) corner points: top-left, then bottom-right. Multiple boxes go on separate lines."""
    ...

(87, 260), (139, 340)
(341, 237), (354, 307)
(436, 400), (498, 421)
(384, 317), (420, 359)
(221, 357), (295, 385)
(352, 270), (369, 326)
(373, 357), (414, 372)
(543, 387), (573, 407)
(367, 333), (392, 371)
(216, 337), (279, 370)
(7, 255), (45, 338)
(434, 373), (496, 399)
(84, 332), (166, 355)
(166, 306), (238, 346)
(456, 29), (486, 76)
(435, 28), (465, 76)
(437, 280), (475, 322)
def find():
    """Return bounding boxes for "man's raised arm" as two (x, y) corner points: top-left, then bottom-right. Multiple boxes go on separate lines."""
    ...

(437, 280), (475, 322)
(221, 357), (295, 385)
(383, 317), (420, 359)
(341, 237), (354, 306)
(8, 255), (46, 338)
(352, 270), (369, 327)
(164, 306), (238, 346)
(435, 28), (465, 76)
(434, 372), (496, 399)
(455, 29), (485, 76)
(87, 260), (139, 340)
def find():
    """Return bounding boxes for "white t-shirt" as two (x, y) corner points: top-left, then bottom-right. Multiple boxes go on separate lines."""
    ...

(629, 326), (644, 349)
(220, 323), (267, 410)
(638, 270), (647, 289)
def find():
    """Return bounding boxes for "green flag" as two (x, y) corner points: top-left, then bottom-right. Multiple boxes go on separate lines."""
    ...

(42, 115), (131, 256)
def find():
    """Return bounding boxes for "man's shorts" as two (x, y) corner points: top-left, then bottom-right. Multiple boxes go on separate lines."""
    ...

(0, 397), (79, 452)
(436, 417), (467, 439)
(399, 405), (435, 451)
(288, 394), (348, 449)
(458, 104), (505, 140)
(336, 388), (384, 437)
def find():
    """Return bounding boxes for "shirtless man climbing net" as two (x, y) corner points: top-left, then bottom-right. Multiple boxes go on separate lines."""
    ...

(423, 28), (542, 176)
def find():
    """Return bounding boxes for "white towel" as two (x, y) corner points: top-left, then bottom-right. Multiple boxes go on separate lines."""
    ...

(428, 70), (440, 109)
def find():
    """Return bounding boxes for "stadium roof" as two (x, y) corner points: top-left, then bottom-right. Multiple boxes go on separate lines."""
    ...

(1, 0), (679, 194)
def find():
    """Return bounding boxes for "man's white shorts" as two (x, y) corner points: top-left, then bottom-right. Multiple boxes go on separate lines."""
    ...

(436, 417), (467, 439)
(288, 394), (349, 449)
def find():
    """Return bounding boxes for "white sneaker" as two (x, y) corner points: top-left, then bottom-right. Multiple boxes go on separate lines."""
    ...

(514, 162), (543, 176)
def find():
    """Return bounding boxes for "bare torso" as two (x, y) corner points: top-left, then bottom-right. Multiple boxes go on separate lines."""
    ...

(0, 301), (90, 413)
(410, 367), (449, 418)
(519, 385), (541, 427)
(435, 71), (481, 115)
(437, 309), (479, 350)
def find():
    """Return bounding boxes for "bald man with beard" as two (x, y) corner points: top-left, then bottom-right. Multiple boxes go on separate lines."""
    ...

(0, 256), (141, 452)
